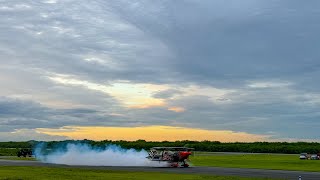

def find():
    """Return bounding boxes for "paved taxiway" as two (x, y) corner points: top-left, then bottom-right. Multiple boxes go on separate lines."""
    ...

(1, 159), (320, 180)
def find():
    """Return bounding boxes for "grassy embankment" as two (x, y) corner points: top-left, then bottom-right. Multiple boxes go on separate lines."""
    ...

(0, 156), (36, 161)
(0, 166), (279, 180)
(191, 153), (320, 172)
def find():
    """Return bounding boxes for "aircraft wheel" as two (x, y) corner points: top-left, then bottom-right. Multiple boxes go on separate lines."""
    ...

(182, 164), (189, 168)
(171, 163), (179, 168)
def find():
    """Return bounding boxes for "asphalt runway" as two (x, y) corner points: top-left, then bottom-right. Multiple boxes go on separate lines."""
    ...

(1, 159), (320, 180)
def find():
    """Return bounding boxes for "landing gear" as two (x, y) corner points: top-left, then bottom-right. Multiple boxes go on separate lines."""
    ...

(181, 160), (189, 168)
(171, 163), (179, 168)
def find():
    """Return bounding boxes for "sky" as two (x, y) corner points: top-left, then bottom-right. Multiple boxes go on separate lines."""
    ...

(1, 0), (320, 142)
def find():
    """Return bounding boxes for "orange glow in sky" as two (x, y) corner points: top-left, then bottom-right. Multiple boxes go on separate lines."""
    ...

(168, 107), (185, 112)
(37, 126), (268, 142)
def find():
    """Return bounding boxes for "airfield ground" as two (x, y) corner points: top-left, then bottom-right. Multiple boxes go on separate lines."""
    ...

(1, 153), (320, 179)
(191, 153), (320, 172)
(2, 153), (320, 172)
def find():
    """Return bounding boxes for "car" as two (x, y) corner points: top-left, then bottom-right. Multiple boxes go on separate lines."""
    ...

(310, 154), (319, 160)
(299, 153), (308, 160)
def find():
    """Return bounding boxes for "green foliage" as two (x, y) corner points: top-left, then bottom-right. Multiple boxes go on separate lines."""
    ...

(0, 141), (33, 148)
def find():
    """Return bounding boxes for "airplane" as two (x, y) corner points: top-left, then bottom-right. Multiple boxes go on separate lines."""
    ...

(146, 147), (194, 167)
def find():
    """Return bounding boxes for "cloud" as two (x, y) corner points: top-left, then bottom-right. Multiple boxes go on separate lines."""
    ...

(0, 97), (129, 132)
(111, 0), (320, 87)
(0, 0), (320, 141)
(247, 81), (292, 89)
(168, 107), (185, 113)
(153, 89), (182, 99)
(0, 129), (67, 141)
(47, 74), (168, 108)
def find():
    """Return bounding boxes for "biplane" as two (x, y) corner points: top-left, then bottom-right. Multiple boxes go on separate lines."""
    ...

(146, 147), (194, 167)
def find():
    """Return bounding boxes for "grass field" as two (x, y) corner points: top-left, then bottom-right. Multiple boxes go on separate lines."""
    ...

(191, 153), (320, 172)
(0, 166), (279, 180)
(0, 156), (36, 161)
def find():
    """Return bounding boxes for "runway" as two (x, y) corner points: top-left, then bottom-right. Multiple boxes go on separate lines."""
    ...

(1, 159), (320, 180)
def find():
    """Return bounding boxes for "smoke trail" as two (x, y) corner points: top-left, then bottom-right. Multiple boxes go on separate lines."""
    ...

(34, 143), (168, 167)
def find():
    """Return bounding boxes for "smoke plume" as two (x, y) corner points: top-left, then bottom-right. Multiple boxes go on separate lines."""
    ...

(34, 143), (167, 166)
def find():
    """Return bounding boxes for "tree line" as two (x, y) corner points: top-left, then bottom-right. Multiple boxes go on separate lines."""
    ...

(1, 140), (320, 154)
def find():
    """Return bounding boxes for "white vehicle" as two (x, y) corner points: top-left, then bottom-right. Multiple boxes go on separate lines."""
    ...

(299, 153), (308, 160)
(310, 154), (319, 160)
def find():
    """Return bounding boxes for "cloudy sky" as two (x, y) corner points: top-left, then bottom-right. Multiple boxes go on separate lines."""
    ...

(1, 0), (320, 142)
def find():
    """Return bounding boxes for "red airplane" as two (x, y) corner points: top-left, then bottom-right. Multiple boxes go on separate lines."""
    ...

(146, 147), (193, 167)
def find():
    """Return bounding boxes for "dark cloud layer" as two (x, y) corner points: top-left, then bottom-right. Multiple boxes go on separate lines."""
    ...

(152, 89), (182, 99)
(113, 0), (320, 87)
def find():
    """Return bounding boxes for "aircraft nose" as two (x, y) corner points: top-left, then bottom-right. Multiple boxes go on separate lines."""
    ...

(180, 151), (192, 158)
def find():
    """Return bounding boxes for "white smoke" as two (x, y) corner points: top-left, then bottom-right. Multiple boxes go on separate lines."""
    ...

(34, 143), (168, 167)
